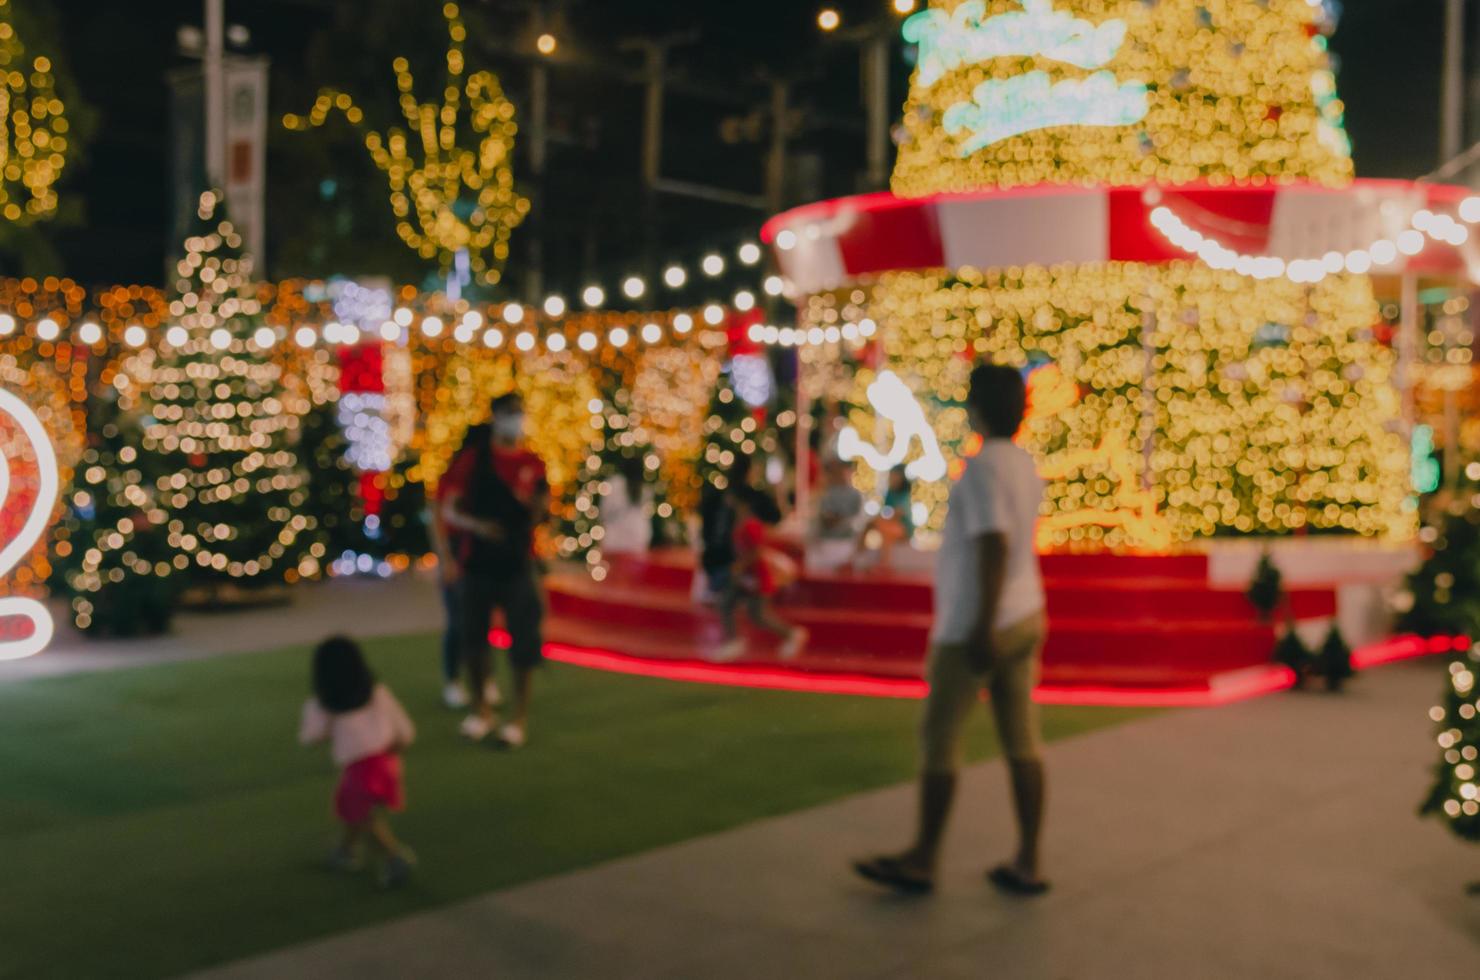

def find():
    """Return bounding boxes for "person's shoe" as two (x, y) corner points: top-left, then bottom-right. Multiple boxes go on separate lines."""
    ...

(326, 844), (363, 873)
(442, 681), (470, 710)
(713, 638), (746, 663)
(379, 848), (417, 889)
(497, 722), (527, 749)
(459, 713), (494, 742)
(779, 628), (809, 661)
(483, 678), (504, 708)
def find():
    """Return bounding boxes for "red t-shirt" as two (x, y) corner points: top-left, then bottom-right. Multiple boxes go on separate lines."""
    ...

(439, 445), (548, 561)
(735, 516), (775, 596)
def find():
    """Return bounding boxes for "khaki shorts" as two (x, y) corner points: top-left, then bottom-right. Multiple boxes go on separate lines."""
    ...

(921, 611), (1047, 773)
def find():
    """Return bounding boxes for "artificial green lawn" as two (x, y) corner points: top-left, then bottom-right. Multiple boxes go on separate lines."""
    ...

(0, 634), (1153, 979)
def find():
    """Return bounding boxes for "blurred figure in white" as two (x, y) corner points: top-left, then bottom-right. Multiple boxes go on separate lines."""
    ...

(810, 457), (864, 572)
(600, 456), (655, 555)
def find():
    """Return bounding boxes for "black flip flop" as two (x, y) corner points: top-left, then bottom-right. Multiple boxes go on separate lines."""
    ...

(853, 856), (934, 895)
(987, 865), (1051, 897)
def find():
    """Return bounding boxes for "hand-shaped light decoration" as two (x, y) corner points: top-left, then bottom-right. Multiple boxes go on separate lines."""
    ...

(0, 386), (58, 660)
(285, 2), (529, 286)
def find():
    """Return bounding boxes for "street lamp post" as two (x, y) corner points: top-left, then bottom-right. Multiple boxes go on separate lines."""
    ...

(1443, 0), (1466, 165)
(204, 0), (226, 187)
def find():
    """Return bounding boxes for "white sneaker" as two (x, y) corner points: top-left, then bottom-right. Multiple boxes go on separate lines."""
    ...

(483, 679), (503, 708)
(459, 714), (494, 742)
(713, 638), (746, 663)
(443, 682), (470, 710)
(779, 629), (809, 661)
(497, 722), (527, 749)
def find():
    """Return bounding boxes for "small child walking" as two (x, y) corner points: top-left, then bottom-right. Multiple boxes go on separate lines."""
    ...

(715, 486), (808, 662)
(299, 636), (418, 888)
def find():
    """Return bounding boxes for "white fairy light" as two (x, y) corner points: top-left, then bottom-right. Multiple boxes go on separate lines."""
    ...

(702, 253), (725, 277)
(703, 303), (725, 325)
(294, 326), (317, 348)
(582, 285), (605, 308)
(421, 315), (444, 338)
(663, 265), (687, 288)
(35, 318), (59, 341)
(124, 324), (149, 348)
(253, 326), (278, 348)
(641, 322), (662, 344)
(515, 331), (536, 351)
(503, 302), (525, 324)
(77, 321), (102, 345)
(673, 312), (694, 334)
(738, 242), (762, 265)
(622, 276), (646, 300)
(544, 295), (566, 317)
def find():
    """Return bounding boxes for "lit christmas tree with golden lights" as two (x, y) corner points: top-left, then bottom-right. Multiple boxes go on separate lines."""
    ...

(820, 0), (1409, 550)
(138, 191), (320, 595)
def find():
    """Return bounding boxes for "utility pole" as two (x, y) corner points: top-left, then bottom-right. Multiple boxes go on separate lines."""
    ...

(204, 0), (225, 188)
(1442, 0), (1466, 165)
(622, 32), (698, 276)
(766, 78), (791, 214)
(862, 33), (891, 191)
(526, 2), (550, 303)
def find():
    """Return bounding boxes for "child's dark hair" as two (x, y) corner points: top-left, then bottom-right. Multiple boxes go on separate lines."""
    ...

(312, 636), (375, 714)
(968, 363), (1028, 438)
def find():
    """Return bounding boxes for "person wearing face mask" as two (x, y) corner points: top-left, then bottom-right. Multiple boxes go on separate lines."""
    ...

(438, 393), (549, 748)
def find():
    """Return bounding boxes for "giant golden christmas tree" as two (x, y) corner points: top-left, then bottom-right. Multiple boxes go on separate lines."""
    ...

(826, 0), (1409, 550)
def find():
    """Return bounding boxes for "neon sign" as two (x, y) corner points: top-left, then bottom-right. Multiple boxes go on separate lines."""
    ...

(837, 371), (948, 483)
(0, 387), (59, 661)
(943, 70), (1149, 156)
(904, 0), (1128, 87)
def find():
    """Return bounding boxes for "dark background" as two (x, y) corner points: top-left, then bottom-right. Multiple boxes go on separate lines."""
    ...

(20, 0), (1470, 294)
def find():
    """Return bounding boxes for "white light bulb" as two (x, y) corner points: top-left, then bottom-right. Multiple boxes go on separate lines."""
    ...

(515, 331), (536, 351)
(734, 290), (756, 312)
(462, 310), (484, 329)
(664, 265), (687, 288)
(672, 313), (694, 334)
(124, 325), (148, 347)
(1369, 240), (1398, 265)
(775, 229), (797, 251)
(578, 331), (598, 352)
(1397, 230), (1425, 255)
(609, 326), (630, 347)
(293, 326), (317, 348)
(483, 328), (504, 348)
(582, 285), (605, 307)
(36, 317), (59, 341)
(547, 333), (567, 352)
(422, 315), (444, 337)
(764, 275), (786, 297)
(393, 307), (413, 327)
(544, 295), (566, 317)
(702, 254), (725, 277)
(165, 325), (189, 347)
(253, 326), (277, 348)
(210, 328), (232, 350)
(379, 320), (400, 342)
(738, 243), (762, 265)
(77, 321), (102, 345)
(641, 322), (662, 344)
(1344, 250), (1372, 275)
(703, 303), (725, 325)
(1461, 196), (1480, 223)
(0, 314), (13, 335)
(748, 324), (766, 343)
(503, 302), (525, 324)
(622, 276), (646, 300)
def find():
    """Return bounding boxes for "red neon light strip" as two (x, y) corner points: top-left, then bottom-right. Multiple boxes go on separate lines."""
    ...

(498, 632), (1460, 709)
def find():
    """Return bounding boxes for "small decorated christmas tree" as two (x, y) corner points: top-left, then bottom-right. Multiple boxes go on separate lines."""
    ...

(1318, 625), (1354, 693)
(1420, 646), (1480, 859)
(1246, 551), (1283, 622)
(1396, 504), (1480, 640)
(142, 190), (315, 599)
(50, 385), (177, 636)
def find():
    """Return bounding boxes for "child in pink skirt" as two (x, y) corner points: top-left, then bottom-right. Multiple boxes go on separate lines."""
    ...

(299, 636), (418, 888)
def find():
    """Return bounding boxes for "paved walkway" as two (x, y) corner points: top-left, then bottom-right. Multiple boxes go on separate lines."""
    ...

(0, 573), (444, 685)
(197, 659), (1480, 980)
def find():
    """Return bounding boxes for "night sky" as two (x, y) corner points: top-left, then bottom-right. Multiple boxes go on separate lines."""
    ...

(34, 0), (1460, 289)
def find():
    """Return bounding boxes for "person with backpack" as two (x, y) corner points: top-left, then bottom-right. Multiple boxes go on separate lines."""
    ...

(438, 393), (549, 748)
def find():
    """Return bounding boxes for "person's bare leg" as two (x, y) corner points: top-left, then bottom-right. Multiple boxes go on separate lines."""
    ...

(1006, 758), (1046, 881)
(510, 665), (534, 729)
(367, 811), (404, 858)
(465, 649), (494, 721)
(896, 771), (957, 874)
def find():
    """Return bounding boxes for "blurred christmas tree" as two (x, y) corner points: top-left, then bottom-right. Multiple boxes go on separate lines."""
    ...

(364, 453), (431, 566)
(1420, 646), (1480, 850)
(698, 354), (777, 494)
(142, 190), (316, 600)
(298, 398), (358, 569)
(50, 385), (177, 636)
(1396, 501), (1480, 640)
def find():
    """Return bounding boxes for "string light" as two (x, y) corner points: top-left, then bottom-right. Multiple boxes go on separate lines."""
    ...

(0, 0), (70, 224)
(702, 254), (725, 277)
(544, 295), (566, 317)
(285, 3), (529, 285)
(738, 243), (763, 265)
(583, 285), (606, 308)
(0, 386), (59, 660)
(664, 265), (688, 288)
(503, 302), (525, 324)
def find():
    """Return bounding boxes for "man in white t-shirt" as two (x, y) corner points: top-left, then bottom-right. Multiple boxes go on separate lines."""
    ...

(855, 363), (1049, 897)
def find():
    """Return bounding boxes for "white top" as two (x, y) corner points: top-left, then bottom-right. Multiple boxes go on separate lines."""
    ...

(601, 474), (655, 554)
(299, 684), (416, 768)
(931, 439), (1045, 644)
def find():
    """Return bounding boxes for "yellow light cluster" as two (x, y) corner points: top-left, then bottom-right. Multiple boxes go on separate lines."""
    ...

(803, 262), (1412, 549)
(892, 0), (1353, 196)
(285, 2), (529, 285)
(0, 0), (68, 223)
